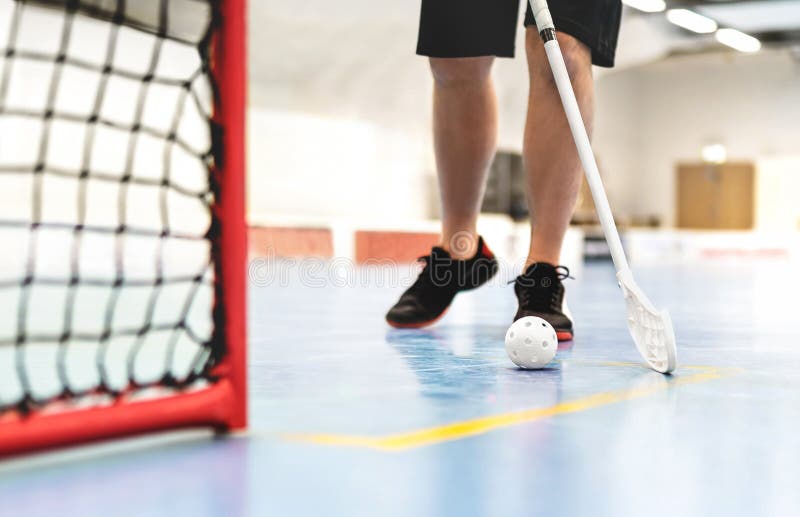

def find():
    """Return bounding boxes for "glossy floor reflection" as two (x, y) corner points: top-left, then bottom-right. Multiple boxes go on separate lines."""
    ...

(2, 260), (800, 516)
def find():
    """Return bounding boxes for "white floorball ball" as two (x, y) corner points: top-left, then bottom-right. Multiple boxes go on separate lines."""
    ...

(505, 316), (558, 369)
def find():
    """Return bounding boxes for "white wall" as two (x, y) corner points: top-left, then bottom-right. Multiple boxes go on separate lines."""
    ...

(593, 69), (643, 219)
(594, 49), (800, 226)
(248, 108), (434, 222)
(756, 156), (800, 231)
(248, 1), (437, 222)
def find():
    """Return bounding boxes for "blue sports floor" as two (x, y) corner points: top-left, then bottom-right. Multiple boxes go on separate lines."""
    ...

(1, 260), (799, 516)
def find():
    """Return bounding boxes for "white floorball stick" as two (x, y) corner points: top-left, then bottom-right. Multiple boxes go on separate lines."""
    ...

(529, 0), (677, 373)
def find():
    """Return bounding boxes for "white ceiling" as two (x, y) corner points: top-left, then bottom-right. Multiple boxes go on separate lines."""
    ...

(697, 0), (800, 33)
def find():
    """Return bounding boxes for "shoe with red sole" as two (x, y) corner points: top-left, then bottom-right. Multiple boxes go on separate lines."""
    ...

(513, 262), (574, 341)
(386, 236), (498, 329)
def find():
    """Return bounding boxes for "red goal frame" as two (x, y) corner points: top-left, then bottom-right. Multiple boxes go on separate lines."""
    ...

(0, 0), (248, 456)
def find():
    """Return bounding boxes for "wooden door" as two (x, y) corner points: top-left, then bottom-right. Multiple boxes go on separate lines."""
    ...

(717, 163), (755, 229)
(676, 163), (754, 230)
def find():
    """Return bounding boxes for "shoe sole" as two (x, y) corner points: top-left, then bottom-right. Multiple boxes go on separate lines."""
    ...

(390, 313), (573, 341)
(513, 315), (573, 342)
(389, 304), (573, 340)
(556, 330), (573, 342)
(386, 308), (449, 329)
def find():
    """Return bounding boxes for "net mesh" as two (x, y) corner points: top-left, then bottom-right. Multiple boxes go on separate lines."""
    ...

(0, 0), (224, 415)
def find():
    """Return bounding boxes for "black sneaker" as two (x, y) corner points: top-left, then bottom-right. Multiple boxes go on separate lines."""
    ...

(513, 262), (574, 341)
(386, 236), (498, 328)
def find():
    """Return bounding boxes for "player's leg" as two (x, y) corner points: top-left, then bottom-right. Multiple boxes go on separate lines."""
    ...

(431, 56), (496, 260)
(523, 30), (593, 267)
(386, 0), (519, 328)
(386, 62), (500, 328)
(513, 30), (591, 341)
(512, 0), (622, 340)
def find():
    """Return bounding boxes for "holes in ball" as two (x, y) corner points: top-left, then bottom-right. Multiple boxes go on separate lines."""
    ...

(542, 340), (548, 348)
(541, 322), (547, 327)
(512, 351), (518, 357)
(524, 321), (531, 327)
(509, 332), (515, 339)
(524, 338), (532, 345)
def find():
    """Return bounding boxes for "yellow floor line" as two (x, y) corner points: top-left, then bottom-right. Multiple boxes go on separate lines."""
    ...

(284, 365), (740, 452)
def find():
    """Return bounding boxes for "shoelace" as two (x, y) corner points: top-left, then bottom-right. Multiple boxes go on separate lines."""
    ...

(553, 265), (573, 281)
(511, 265), (573, 312)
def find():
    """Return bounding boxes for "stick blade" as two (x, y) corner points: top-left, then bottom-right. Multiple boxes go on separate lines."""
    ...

(617, 270), (677, 373)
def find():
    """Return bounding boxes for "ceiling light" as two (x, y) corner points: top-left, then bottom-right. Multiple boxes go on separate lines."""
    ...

(622, 0), (666, 13)
(715, 28), (761, 53)
(666, 9), (718, 34)
(702, 144), (727, 164)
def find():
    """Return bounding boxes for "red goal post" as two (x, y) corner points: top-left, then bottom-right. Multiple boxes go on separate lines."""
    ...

(0, 0), (247, 456)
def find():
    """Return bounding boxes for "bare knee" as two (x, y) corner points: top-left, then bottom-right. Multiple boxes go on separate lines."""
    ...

(429, 57), (494, 89)
(526, 29), (591, 86)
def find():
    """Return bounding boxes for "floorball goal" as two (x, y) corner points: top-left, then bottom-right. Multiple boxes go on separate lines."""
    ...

(0, 0), (247, 456)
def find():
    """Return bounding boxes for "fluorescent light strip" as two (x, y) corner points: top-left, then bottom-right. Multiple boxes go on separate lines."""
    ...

(622, 0), (666, 13)
(666, 9), (718, 34)
(715, 28), (761, 53)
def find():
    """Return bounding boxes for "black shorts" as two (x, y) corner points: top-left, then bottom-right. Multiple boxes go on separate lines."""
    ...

(416, 0), (622, 67)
